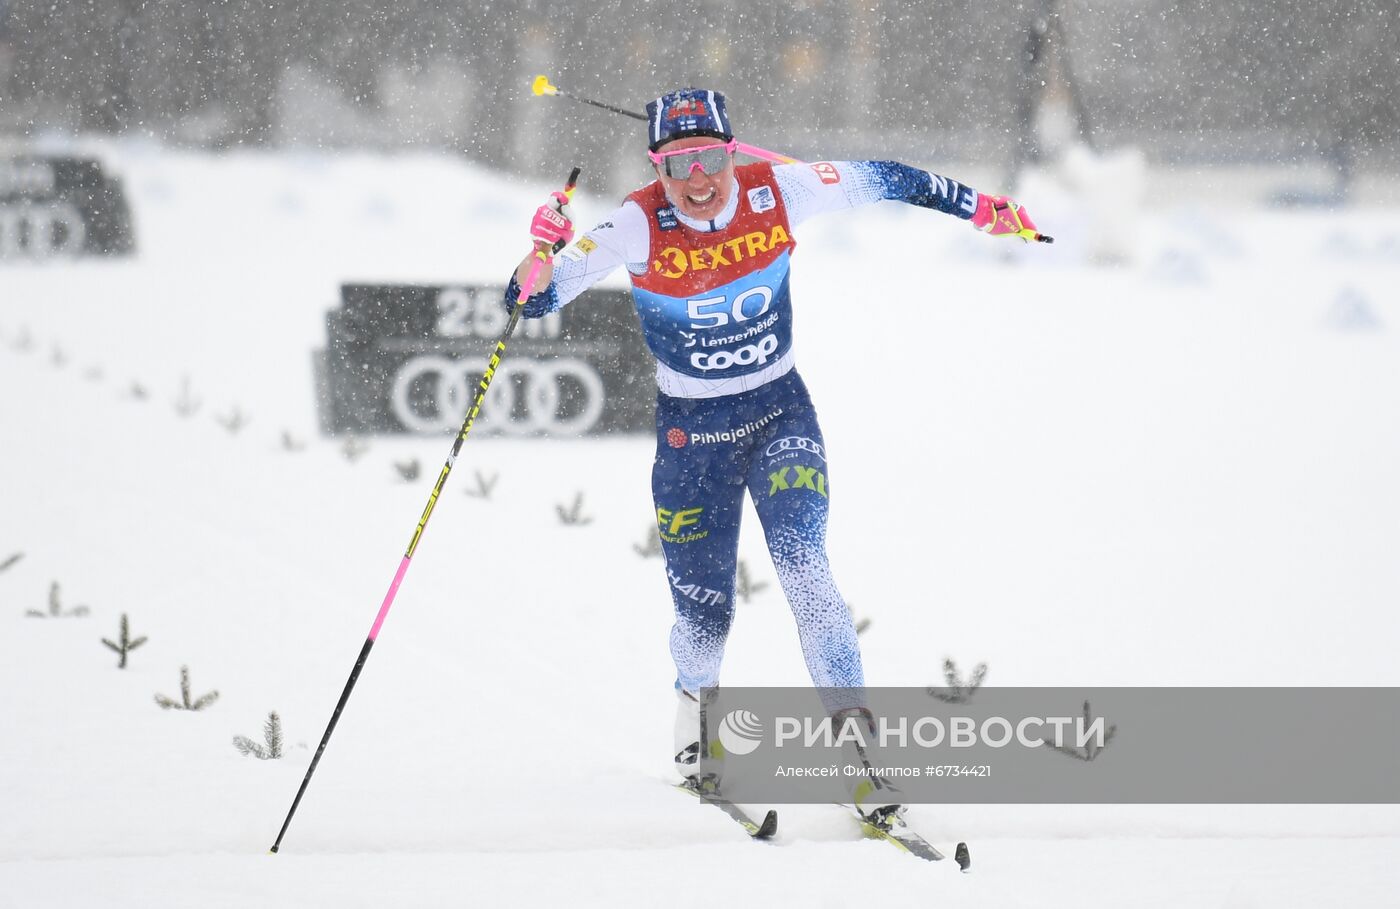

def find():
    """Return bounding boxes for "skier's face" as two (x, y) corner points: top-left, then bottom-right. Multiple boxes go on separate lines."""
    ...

(653, 136), (736, 221)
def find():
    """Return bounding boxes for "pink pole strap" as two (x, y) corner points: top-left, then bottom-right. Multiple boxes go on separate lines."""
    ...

(516, 252), (548, 304)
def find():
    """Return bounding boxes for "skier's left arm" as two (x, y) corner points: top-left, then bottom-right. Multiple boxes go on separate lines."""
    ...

(774, 161), (1047, 242)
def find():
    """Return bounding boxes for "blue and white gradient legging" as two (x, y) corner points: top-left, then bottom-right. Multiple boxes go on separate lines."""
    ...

(652, 370), (865, 694)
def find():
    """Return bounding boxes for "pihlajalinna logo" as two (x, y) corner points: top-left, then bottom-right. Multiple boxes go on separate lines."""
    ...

(717, 709), (764, 756)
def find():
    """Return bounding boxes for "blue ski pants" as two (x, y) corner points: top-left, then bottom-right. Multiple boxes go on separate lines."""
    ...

(651, 369), (865, 694)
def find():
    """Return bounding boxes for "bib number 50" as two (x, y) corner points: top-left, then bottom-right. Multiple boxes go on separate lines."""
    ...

(686, 286), (772, 329)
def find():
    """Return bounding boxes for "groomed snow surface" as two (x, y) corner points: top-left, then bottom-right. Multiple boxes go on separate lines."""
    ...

(2, 145), (1399, 907)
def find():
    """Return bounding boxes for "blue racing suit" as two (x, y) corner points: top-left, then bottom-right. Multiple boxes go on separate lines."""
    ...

(505, 159), (979, 694)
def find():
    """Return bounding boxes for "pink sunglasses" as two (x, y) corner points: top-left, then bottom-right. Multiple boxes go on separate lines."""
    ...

(647, 140), (739, 179)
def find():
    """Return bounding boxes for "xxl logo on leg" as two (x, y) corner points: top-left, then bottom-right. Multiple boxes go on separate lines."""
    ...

(767, 465), (828, 498)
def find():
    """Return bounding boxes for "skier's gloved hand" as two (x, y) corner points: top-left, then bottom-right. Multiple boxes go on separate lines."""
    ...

(971, 193), (1046, 242)
(528, 190), (575, 251)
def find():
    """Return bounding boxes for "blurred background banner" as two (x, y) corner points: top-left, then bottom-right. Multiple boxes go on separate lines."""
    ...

(315, 283), (656, 436)
(1, 1), (1394, 198)
(0, 155), (134, 259)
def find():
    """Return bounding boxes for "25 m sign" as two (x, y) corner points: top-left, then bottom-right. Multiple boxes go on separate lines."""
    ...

(314, 284), (656, 438)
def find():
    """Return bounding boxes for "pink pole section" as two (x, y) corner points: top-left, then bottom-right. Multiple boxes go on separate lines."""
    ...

(363, 249), (550, 645)
(736, 142), (803, 166)
(517, 253), (547, 299)
(366, 255), (549, 645)
(369, 556), (411, 641)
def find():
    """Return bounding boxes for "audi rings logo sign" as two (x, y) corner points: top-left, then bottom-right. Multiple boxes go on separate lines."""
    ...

(315, 283), (656, 438)
(0, 157), (135, 261)
(390, 354), (606, 436)
(0, 202), (87, 260)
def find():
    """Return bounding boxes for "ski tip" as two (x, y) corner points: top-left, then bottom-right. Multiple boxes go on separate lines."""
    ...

(754, 809), (779, 840)
(954, 841), (971, 872)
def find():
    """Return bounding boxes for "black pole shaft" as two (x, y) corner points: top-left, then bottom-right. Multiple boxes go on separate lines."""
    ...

(557, 89), (646, 122)
(270, 637), (374, 853)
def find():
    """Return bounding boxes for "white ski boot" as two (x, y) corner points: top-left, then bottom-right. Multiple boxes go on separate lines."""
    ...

(674, 687), (724, 788)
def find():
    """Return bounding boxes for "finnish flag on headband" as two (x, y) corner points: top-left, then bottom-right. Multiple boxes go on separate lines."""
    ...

(646, 88), (733, 149)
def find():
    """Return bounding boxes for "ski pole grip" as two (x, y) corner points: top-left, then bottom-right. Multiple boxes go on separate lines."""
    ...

(550, 166), (583, 254)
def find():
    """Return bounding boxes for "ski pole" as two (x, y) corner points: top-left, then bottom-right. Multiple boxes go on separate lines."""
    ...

(531, 75), (803, 165)
(269, 165), (583, 855)
(532, 74), (645, 123)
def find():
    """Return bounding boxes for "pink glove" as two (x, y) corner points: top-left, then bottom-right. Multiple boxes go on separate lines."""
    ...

(971, 193), (1048, 242)
(529, 190), (575, 249)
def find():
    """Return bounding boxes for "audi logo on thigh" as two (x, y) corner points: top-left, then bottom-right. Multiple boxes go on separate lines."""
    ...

(0, 202), (86, 260)
(389, 354), (607, 435)
(765, 436), (826, 461)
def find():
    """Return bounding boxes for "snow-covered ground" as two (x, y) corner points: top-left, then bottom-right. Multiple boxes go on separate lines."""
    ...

(2, 144), (1398, 907)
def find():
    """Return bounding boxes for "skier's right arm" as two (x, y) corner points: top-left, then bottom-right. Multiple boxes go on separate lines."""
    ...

(505, 198), (649, 318)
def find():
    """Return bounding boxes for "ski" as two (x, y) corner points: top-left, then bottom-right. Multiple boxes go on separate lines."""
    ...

(849, 805), (971, 870)
(676, 779), (778, 840)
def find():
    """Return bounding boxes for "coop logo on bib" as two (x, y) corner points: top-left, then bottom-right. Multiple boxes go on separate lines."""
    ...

(690, 334), (779, 372)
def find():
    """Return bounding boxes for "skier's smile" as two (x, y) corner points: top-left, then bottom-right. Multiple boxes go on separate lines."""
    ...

(653, 136), (735, 221)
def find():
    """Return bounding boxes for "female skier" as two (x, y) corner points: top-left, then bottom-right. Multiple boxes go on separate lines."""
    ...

(507, 88), (1044, 815)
